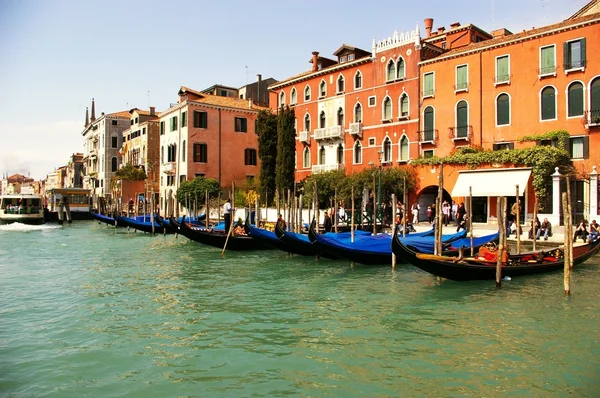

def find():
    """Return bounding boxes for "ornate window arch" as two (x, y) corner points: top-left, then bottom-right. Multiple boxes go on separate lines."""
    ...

(399, 93), (409, 118)
(354, 70), (362, 89)
(279, 91), (285, 107)
(304, 113), (311, 132)
(353, 140), (362, 164)
(354, 102), (362, 123)
(290, 87), (297, 105)
(382, 96), (392, 120)
(304, 85), (311, 102)
(337, 74), (345, 93)
(398, 134), (409, 162)
(386, 59), (395, 81)
(303, 147), (311, 168)
(382, 136), (392, 163)
(396, 56), (405, 80)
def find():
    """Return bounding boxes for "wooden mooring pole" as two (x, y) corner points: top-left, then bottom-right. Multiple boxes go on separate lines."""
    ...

(496, 197), (506, 288)
(562, 192), (571, 295)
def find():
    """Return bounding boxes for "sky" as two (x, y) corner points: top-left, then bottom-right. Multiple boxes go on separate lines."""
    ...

(0, 0), (590, 180)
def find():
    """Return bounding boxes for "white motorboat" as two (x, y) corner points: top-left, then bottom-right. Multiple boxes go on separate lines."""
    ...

(0, 194), (45, 225)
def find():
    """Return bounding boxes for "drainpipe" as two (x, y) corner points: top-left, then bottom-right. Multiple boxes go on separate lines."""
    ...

(218, 108), (222, 187)
(479, 51), (483, 146)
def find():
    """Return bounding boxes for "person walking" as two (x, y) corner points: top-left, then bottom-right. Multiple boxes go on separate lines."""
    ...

(456, 202), (466, 232)
(323, 211), (332, 233)
(223, 198), (232, 233)
(411, 202), (420, 225)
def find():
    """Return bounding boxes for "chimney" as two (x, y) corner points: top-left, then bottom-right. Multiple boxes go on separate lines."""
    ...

(437, 26), (445, 34)
(257, 74), (262, 83)
(248, 99), (253, 109)
(256, 74), (262, 104)
(490, 28), (512, 38)
(450, 22), (460, 29)
(311, 51), (319, 72)
(85, 107), (89, 127)
(424, 18), (433, 37)
(149, 106), (155, 116)
(90, 98), (96, 121)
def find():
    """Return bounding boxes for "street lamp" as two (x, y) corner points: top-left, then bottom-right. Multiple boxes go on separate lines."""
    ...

(377, 149), (383, 229)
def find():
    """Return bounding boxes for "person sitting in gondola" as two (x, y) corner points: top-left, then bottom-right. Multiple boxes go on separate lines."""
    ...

(588, 220), (598, 242)
(573, 220), (588, 242)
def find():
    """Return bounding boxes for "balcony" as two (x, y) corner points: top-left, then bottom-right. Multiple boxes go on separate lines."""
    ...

(494, 74), (511, 86)
(585, 109), (600, 127)
(299, 130), (310, 143)
(418, 129), (437, 144)
(312, 163), (344, 173)
(161, 162), (176, 174)
(454, 82), (469, 93)
(538, 65), (557, 78)
(349, 122), (363, 137)
(449, 125), (472, 142)
(314, 125), (342, 140)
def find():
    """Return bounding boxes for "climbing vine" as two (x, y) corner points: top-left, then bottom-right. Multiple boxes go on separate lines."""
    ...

(517, 130), (570, 151)
(411, 145), (571, 199)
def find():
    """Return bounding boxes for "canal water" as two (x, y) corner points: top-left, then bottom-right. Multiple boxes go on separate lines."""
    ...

(1, 221), (599, 397)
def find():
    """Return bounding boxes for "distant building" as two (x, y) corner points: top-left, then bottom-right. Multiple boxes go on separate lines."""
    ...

(65, 153), (84, 188)
(1, 173), (34, 195)
(239, 74), (278, 106)
(201, 84), (239, 98)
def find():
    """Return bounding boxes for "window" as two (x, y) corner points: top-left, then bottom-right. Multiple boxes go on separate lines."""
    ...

(569, 136), (589, 159)
(539, 45), (556, 76)
(455, 65), (468, 91)
(423, 150), (434, 158)
(495, 55), (510, 84)
(496, 93), (510, 126)
(304, 114), (311, 132)
(383, 137), (392, 162)
(493, 142), (514, 151)
(386, 60), (395, 81)
(396, 57), (405, 80)
(319, 111), (326, 128)
(194, 111), (208, 128)
(182, 140), (186, 162)
(337, 75), (345, 93)
(304, 86), (311, 101)
(319, 81), (326, 98)
(112, 120), (117, 126)
(290, 88), (297, 105)
(235, 117), (247, 132)
(382, 97), (392, 120)
(161, 146), (164, 163)
(337, 108), (344, 126)
(591, 77), (600, 125)
(456, 100), (468, 138)
(423, 106), (434, 141)
(399, 135), (409, 161)
(244, 148), (257, 165)
(111, 135), (118, 148)
(111, 157), (118, 172)
(279, 91), (285, 107)
(135, 117), (139, 124)
(170, 116), (178, 131)
(564, 39), (586, 70)
(337, 144), (344, 164)
(193, 143), (207, 163)
(400, 94), (409, 118)
(340, 55), (347, 63)
(354, 103), (362, 123)
(319, 146), (326, 164)
(303, 147), (311, 168)
(160, 121), (165, 135)
(354, 71), (362, 89)
(423, 72), (434, 97)
(567, 82), (584, 117)
(167, 144), (177, 162)
(368, 137), (376, 146)
(181, 111), (187, 127)
(368, 96), (376, 107)
(541, 86), (557, 120)
(348, 54), (355, 61)
(354, 141), (362, 164)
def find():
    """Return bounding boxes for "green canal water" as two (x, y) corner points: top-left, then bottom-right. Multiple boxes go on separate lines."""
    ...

(1, 221), (599, 397)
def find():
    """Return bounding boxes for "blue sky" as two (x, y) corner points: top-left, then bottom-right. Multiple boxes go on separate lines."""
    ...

(0, 0), (589, 180)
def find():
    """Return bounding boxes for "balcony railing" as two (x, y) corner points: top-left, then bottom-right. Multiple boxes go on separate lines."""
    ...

(299, 130), (310, 143)
(494, 74), (511, 85)
(314, 125), (342, 140)
(312, 163), (344, 173)
(349, 122), (363, 136)
(585, 109), (600, 127)
(161, 162), (176, 174)
(454, 82), (469, 92)
(418, 129), (437, 144)
(538, 65), (557, 77)
(565, 59), (586, 71)
(451, 125), (472, 141)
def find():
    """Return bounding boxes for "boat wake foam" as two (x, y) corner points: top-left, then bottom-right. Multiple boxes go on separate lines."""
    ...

(0, 223), (61, 232)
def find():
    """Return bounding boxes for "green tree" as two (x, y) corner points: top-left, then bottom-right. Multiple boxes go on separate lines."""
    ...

(115, 164), (147, 180)
(255, 109), (278, 205)
(176, 177), (220, 207)
(276, 106), (296, 196)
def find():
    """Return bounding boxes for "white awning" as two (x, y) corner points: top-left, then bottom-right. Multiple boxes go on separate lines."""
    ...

(451, 168), (532, 197)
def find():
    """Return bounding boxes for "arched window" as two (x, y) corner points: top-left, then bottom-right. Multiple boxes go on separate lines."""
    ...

(304, 85), (311, 102)
(399, 135), (409, 161)
(337, 108), (344, 126)
(386, 60), (395, 81)
(303, 147), (311, 168)
(592, 77), (600, 124)
(383, 137), (392, 162)
(304, 114), (311, 132)
(337, 144), (344, 164)
(423, 106), (435, 141)
(383, 96), (392, 120)
(354, 140), (362, 164)
(400, 94), (409, 118)
(496, 93), (510, 126)
(290, 88), (297, 105)
(541, 86), (556, 120)
(354, 71), (362, 89)
(111, 156), (118, 172)
(456, 100), (469, 138)
(396, 57), (405, 80)
(319, 80), (326, 98)
(354, 103), (362, 123)
(567, 82), (584, 117)
(279, 91), (285, 107)
(182, 140), (186, 161)
(319, 146), (326, 164)
(319, 111), (326, 128)
(337, 75), (345, 93)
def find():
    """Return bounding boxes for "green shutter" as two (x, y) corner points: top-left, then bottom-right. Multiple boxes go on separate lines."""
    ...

(581, 38), (586, 67)
(424, 73), (434, 96)
(563, 42), (569, 71)
(456, 101), (468, 137)
(497, 94), (510, 125)
(568, 83), (584, 117)
(400, 137), (408, 160)
(583, 136), (589, 159)
(424, 107), (434, 140)
(541, 46), (555, 74)
(541, 88), (556, 120)
(497, 56), (509, 82)
(457, 66), (467, 89)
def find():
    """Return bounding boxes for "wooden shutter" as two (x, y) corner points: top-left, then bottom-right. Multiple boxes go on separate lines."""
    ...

(563, 42), (569, 70)
(581, 38), (586, 68)
(583, 136), (589, 159)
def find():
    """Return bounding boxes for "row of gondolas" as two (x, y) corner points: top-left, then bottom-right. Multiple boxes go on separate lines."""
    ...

(91, 212), (600, 281)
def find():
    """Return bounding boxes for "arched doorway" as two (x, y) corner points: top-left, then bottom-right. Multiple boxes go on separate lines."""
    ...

(415, 186), (452, 223)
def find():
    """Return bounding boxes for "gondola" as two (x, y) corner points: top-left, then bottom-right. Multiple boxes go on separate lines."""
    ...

(391, 226), (600, 281)
(117, 214), (168, 234)
(178, 216), (273, 251)
(244, 216), (291, 251)
(156, 214), (206, 234)
(91, 212), (152, 228)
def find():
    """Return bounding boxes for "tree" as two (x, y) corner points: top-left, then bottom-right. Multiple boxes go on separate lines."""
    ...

(255, 109), (278, 205)
(115, 164), (147, 180)
(176, 177), (220, 207)
(276, 105), (296, 195)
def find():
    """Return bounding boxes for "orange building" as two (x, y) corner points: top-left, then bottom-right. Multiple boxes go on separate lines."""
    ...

(418, 9), (600, 224)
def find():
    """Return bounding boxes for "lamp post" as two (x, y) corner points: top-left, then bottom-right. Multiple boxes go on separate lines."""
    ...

(377, 149), (383, 229)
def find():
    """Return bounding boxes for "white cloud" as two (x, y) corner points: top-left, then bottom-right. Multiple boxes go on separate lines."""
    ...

(0, 120), (83, 180)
